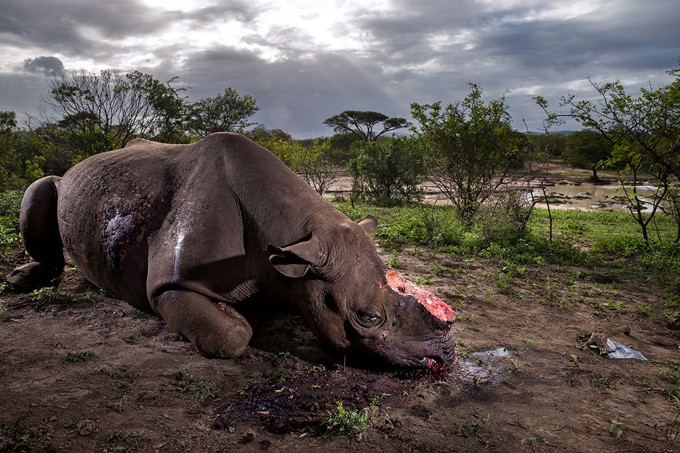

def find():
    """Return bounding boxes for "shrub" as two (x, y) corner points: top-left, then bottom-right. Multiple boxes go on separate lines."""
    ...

(348, 136), (426, 205)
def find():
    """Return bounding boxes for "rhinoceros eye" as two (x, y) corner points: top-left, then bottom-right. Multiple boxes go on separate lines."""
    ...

(358, 311), (381, 327)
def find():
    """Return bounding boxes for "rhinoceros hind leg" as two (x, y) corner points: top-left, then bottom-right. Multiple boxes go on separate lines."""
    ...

(153, 290), (253, 358)
(6, 176), (64, 291)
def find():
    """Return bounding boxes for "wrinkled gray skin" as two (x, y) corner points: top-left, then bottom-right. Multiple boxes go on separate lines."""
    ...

(7, 133), (455, 367)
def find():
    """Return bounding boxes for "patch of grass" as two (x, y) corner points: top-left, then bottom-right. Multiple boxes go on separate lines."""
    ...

(91, 364), (146, 379)
(308, 364), (327, 373)
(506, 358), (523, 374)
(64, 349), (95, 362)
(452, 411), (491, 438)
(414, 276), (433, 285)
(180, 368), (217, 399)
(276, 350), (299, 361)
(521, 435), (545, 452)
(265, 369), (293, 383)
(28, 287), (70, 304)
(590, 373), (619, 389)
(327, 401), (371, 434)
(0, 413), (35, 452)
(386, 252), (401, 268)
(659, 359), (680, 384)
(517, 336), (537, 353)
(111, 395), (132, 412)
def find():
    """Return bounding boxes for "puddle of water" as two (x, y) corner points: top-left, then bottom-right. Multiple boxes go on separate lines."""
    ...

(531, 183), (661, 212)
(448, 347), (511, 384)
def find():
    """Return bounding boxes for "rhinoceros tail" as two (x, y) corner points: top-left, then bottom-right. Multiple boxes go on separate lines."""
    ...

(6, 176), (65, 291)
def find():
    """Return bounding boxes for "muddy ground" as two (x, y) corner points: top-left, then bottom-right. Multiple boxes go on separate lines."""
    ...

(2, 235), (680, 453)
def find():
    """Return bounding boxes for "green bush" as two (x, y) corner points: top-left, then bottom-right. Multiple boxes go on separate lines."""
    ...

(348, 136), (426, 205)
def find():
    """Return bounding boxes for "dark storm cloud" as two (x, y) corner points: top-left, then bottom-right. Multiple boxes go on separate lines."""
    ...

(23, 56), (65, 76)
(172, 46), (405, 137)
(1, 0), (678, 136)
(0, 72), (50, 119)
(0, 0), (256, 58)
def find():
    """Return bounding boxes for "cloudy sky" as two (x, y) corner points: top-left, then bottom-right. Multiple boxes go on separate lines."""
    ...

(1, 0), (678, 138)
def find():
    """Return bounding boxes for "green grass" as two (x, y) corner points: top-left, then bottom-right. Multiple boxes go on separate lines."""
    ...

(0, 414), (35, 452)
(64, 349), (96, 362)
(180, 368), (217, 399)
(327, 401), (371, 434)
(332, 199), (680, 309)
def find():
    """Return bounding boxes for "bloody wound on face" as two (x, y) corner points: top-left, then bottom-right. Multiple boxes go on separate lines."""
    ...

(385, 270), (456, 322)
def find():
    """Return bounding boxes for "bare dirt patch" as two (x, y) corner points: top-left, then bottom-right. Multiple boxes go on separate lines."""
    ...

(1, 245), (679, 452)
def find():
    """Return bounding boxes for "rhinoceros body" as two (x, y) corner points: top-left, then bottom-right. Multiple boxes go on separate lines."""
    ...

(8, 133), (455, 367)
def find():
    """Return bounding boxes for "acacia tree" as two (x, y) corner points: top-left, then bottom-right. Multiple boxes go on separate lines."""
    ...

(411, 83), (528, 227)
(550, 60), (680, 242)
(187, 87), (259, 137)
(323, 110), (410, 142)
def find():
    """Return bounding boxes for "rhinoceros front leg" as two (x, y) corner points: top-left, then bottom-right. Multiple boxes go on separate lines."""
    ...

(152, 290), (253, 358)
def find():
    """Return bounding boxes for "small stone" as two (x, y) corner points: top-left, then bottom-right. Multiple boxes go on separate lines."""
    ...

(75, 419), (96, 436)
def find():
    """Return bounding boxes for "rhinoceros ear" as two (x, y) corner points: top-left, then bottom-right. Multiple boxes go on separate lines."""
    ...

(357, 215), (378, 235)
(267, 236), (323, 279)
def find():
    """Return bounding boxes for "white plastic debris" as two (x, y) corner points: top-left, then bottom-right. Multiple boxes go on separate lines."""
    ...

(604, 339), (647, 360)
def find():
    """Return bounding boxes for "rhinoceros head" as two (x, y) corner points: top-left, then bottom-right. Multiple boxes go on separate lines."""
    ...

(268, 216), (456, 368)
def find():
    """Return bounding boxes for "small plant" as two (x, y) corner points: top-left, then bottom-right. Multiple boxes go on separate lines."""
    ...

(0, 414), (36, 451)
(507, 359), (523, 374)
(386, 252), (401, 268)
(410, 247), (422, 257)
(452, 411), (491, 438)
(370, 393), (390, 407)
(65, 349), (95, 362)
(266, 369), (292, 382)
(172, 332), (187, 341)
(521, 435), (545, 452)
(327, 401), (371, 434)
(180, 368), (217, 399)
(111, 395), (132, 412)
(518, 336), (537, 352)
(414, 276), (433, 285)
(569, 354), (584, 367)
(457, 313), (475, 323)
(277, 350), (299, 361)
(91, 363), (146, 379)
(590, 373), (618, 389)
(0, 300), (6, 316)
(659, 359), (680, 384)
(308, 364), (327, 373)
(0, 282), (11, 294)
(28, 286), (62, 302)
(610, 420), (626, 438)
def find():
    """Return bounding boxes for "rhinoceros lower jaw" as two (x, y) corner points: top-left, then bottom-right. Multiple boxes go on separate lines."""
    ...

(384, 270), (456, 323)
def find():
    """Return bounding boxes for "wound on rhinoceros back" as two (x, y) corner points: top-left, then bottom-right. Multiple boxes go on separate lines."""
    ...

(385, 270), (456, 322)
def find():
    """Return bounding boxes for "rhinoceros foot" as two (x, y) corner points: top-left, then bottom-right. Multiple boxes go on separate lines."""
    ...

(6, 262), (62, 291)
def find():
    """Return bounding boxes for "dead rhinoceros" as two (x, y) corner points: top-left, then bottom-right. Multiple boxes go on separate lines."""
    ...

(7, 132), (456, 367)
